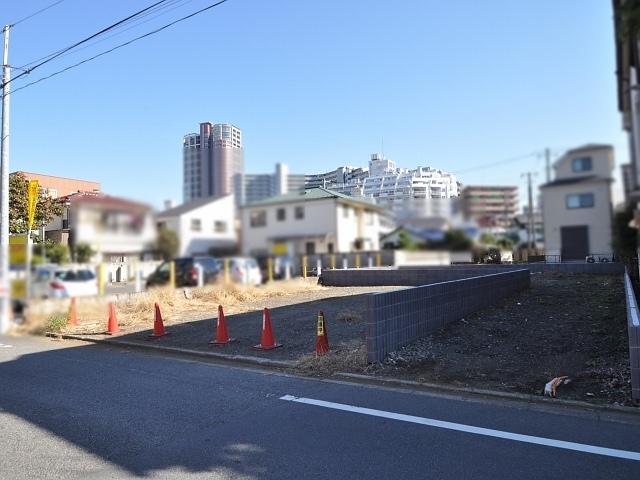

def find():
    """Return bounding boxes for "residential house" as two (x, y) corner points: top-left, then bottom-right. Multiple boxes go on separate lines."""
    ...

(540, 144), (614, 261)
(156, 195), (237, 257)
(47, 192), (156, 281)
(240, 187), (383, 257)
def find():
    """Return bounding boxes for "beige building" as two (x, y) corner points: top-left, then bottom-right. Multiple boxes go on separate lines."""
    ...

(540, 144), (614, 261)
(460, 185), (518, 228)
(12, 171), (100, 198)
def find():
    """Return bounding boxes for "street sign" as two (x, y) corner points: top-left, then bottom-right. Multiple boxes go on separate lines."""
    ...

(27, 179), (39, 230)
(9, 234), (27, 265)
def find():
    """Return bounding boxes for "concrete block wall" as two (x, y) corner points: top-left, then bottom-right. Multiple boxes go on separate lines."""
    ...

(527, 263), (624, 274)
(321, 266), (521, 287)
(365, 269), (531, 362)
(624, 271), (640, 402)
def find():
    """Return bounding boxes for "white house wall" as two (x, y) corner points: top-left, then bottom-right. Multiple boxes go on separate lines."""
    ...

(542, 181), (613, 256)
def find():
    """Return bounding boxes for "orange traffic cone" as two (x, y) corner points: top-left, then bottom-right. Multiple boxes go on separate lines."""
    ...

(315, 310), (329, 355)
(105, 302), (120, 335)
(209, 305), (235, 345)
(67, 297), (78, 327)
(253, 307), (282, 350)
(148, 302), (170, 338)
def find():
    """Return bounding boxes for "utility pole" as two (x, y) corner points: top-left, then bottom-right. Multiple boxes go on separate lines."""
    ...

(0, 24), (10, 334)
(521, 172), (537, 256)
(545, 147), (551, 183)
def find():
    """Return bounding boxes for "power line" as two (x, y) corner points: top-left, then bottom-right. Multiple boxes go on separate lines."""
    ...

(452, 152), (539, 175)
(4, 0), (230, 97)
(3, 0), (172, 88)
(10, 0), (66, 27)
(16, 0), (194, 71)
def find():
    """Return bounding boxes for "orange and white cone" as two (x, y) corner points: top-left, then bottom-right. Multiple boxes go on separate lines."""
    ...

(148, 302), (170, 338)
(253, 308), (282, 350)
(315, 310), (329, 355)
(105, 302), (120, 335)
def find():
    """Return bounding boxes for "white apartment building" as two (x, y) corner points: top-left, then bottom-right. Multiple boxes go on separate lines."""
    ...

(240, 187), (383, 257)
(157, 195), (237, 257)
(540, 144), (614, 261)
(307, 154), (459, 210)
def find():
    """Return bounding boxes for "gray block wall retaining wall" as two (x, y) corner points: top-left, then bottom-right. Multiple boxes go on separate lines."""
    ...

(320, 267), (520, 287)
(320, 263), (623, 286)
(624, 271), (640, 402)
(365, 269), (531, 363)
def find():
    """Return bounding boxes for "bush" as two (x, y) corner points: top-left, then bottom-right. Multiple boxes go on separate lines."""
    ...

(45, 313), (67, 332)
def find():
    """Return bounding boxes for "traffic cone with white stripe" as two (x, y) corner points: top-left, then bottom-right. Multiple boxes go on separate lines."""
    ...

(253, 307), (282, 350)
(315, 310), (329, 355)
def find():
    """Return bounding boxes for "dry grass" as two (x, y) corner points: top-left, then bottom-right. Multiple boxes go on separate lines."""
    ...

(295, 341), (367, 376)
(18, 278), (323, 335)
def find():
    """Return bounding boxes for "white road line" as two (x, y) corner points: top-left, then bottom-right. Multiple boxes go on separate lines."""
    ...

(280, 395), (640, 462)
(0, 343), (12, 348)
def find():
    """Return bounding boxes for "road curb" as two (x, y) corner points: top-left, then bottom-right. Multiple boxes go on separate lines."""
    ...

(46, 332), (295, 369)
(333, 372), (640, 416)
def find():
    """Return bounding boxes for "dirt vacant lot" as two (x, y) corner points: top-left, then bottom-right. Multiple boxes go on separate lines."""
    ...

(361, 273), (632, 406)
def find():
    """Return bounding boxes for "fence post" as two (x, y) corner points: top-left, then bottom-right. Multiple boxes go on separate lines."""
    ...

(316, 258), (322, 277)
(302, 255), (308, 278)
(98, 262), (105, 296)
(285, 260), (291, 280)
(134, 268), (142, 293)
(196, 264), (204, 287)
(169, 261), (176, 289)
(376, 252), (381, 267)
(342, 257), (348, 269)
(368, 255), (373, 268)
(355, 253), (361, 269)
(330, 254), (336, 270)
(267, 257), (274, 282)
(224, 258), (230, 283)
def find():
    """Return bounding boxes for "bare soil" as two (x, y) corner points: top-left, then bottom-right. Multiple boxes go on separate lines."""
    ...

(365, 273), (633, 406)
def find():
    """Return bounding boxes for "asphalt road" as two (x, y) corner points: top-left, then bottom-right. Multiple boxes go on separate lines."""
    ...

(0, 335), (639, 479)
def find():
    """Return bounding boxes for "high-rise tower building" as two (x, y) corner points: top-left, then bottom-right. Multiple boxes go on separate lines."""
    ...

(183, 122), (244, 202)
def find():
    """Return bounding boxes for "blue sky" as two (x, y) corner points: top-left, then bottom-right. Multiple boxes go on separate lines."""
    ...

(2, 0), (627, 209)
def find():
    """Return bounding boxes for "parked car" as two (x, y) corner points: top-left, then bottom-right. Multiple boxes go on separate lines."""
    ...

(32, 265), (98, 298)
(216, 257), (263, 285)
(145, 256), (221, 288)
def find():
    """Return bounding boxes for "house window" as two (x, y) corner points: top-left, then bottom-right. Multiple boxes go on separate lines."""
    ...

(295, 206), (304, 220)
(572, 157), (592, 172)
(190, 218), (202, 231)
(214, 220), (227, 233)
(566, 193), (594, 209)
(305, 242), (315, 255)
(277, 208), (286, 221)
(250, 210), (267, 227)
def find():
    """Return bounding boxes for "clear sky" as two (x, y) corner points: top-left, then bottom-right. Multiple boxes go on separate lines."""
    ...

(2, 0), (627, 209)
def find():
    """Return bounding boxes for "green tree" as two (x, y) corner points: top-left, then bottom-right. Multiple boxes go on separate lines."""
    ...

(612, 206), (637, 259)
(73, 243), (95, 263)
(9, 172), (64, 234)
(47, 243), (69, 264)
(479, 232), (496, 245)
(397, 230), (419, 251)
(444, 229), (472, 251)
(496, 237), (514, 251)
(156, 227), (179, 260)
